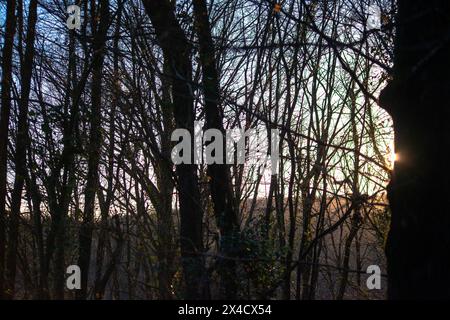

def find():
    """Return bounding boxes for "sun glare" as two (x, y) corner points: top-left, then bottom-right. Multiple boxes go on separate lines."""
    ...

(390, 151), (398, 168)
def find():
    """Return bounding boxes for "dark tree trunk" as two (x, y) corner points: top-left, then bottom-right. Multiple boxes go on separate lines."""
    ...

(0, 0), (17, 299)
(155, 60), (176, 299)
(5, 0), (38, 300)
(142, 0), (206, 299)
(192, 0), (239, 299)
(76, 0), (110, 300)
(381, 0), (450, 299)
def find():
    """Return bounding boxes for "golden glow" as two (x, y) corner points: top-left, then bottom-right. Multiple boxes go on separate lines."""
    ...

(391, 152), (399, 163)
(388, 150), (399, 170)
(387, 141), (397, 169)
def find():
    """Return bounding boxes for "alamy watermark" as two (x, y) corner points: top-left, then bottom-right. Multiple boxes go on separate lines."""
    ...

(171, 122), (280, 175)
(66, 265), (81, 290)
(66, 5), (81, 30)
(366, 265), (381, 290)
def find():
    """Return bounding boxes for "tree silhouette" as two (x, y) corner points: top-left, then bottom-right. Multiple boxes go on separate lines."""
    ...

(381, 0), (450, 299)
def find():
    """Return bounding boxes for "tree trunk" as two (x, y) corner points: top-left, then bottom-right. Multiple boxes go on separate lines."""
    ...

(192, 0), (239, 299)
(76, 0), (110, 300)
(142, 0), (206, 299)
(154, 58), (176, 299)
(5, 0), (38, 300)
(0, 0), (17, 299)
(381, 0), (450, 299)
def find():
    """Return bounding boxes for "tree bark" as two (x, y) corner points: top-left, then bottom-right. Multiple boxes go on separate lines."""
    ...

(381, 0), (450, 299)
(0, 0), (17, 299)
(5, 0), (38, 300)
(192, 0), (239, 299)
(142, 0), (206, 299)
